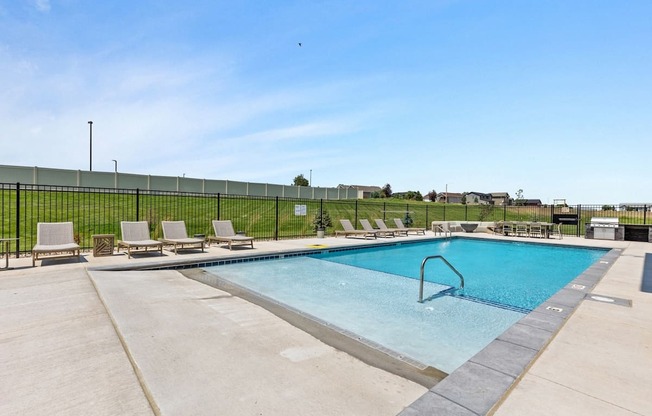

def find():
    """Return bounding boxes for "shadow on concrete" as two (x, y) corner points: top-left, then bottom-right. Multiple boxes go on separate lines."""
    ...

(642, 253), (652, 293)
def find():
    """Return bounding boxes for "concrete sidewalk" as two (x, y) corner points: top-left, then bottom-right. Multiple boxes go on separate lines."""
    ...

(1, 234), (651, 415)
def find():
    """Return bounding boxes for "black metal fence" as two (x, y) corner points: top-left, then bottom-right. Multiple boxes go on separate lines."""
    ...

(1, 182), (649, 256)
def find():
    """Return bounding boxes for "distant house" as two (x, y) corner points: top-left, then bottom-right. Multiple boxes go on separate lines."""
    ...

(465, 191), (492, 205)
(490, 192), (511, 206)
(338, 184), (382, 199)
(618, 203), (652, 211)
(436, 192), (463, 204)
(515, 199), (543, 206)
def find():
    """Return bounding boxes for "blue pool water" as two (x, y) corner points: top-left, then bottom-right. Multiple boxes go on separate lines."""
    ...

(313, 239), (607, 311)
(203, 239), (607, 373)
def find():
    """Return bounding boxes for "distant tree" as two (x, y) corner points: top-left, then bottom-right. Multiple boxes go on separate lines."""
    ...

(400, 190), (423, 201)
(292, 174), (309, 186)
(514, 189), (525, 206)
(425, 189), (437, 201)
(370, 191), (381, 198)
(461, 194), (467, 205)
(380, 183), (392, 198)
(602, 205), (615, 211)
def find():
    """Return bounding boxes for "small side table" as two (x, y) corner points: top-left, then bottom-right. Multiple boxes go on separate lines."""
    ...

(92, 234), (115, 257)
(1, 238), (19, 270)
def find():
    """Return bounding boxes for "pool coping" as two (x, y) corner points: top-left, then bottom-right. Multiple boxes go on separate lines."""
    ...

(88, 236), (621, 415)
(398, 246), (622, 416)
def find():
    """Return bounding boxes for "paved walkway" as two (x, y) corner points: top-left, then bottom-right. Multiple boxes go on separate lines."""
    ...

(0, 234), (650, 415)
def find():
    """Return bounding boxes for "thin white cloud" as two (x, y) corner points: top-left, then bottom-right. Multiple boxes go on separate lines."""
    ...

(33, 0), (51, 13)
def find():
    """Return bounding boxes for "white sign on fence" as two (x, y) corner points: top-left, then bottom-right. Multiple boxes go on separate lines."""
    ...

(294, 204), (307, 216)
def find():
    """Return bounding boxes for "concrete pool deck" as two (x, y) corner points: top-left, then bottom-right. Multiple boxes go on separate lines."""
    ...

(1, 233), (650, 415)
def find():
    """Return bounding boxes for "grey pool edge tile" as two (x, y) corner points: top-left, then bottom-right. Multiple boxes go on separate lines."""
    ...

(427, 361), (516, 415)
(398, 391), (478, 416)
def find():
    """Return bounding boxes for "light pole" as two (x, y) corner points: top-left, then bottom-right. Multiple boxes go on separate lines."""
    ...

(88, 121), (93, 171)
(309, 169), (312, 186)
(112, 159), (118, 188)
(445, 184), (448, 204)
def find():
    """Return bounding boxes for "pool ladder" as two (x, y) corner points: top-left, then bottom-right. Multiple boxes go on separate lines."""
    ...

(418, 255), (465, 303)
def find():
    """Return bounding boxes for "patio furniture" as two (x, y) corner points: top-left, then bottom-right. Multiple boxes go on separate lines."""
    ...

(32, 222), (81, 267)
(394, 218), (427, 235)
(160, 221), (205, 254)
(208, 220), (254, 250)
(118, 221), (164, 258)
(460, 223), (478, 233)
(360, 219), (395, 238)
(335, 219), (378, 239)
(375, 219), (408, 236)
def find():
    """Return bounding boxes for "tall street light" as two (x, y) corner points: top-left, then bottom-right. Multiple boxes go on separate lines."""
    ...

(88, 121), (93, 171)
(112, 159), (118, 172)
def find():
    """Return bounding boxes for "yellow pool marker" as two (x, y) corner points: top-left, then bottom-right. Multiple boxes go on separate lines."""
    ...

(308, 244), (328, 249)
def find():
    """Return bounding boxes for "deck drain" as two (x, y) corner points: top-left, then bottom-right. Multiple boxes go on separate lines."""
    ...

(546, 306), (564, 312)
(600, 261), (609, 264)
(585, 293), (632, 307)
(571, 284), (586, 290)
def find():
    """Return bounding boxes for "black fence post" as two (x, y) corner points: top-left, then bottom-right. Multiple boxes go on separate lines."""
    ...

(136, 188), (140, 221)
(355, 200), (358, 229)
(464, 204), (468, 221)
(443, 203), (446, 221)
(217, 193), (221, 220)
(644, 205), (647, 225)
(275, 196), (279, 240)
(577, 204), (581, 237)
(383, 201), (386, 220)
(15, 183), (20, 258)
(503, 204), (507, 222)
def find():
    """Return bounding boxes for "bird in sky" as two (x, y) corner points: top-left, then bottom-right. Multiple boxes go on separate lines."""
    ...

(298, 42), (302, 47)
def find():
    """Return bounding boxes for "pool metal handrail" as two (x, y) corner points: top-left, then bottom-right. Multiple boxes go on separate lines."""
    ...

(419, 255), (465, 303)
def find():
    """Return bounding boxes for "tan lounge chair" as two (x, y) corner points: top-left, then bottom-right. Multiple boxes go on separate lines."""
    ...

(374, 219), (408, 236)
(117, 221), (163, 258)
(208, 220), (254, 250)
(360, 219), (395, 238)
(335, 219), (377, 239)
(393, 218), (426, 235)
(32, 222), (81, 266)
(160, 221), (205, 254)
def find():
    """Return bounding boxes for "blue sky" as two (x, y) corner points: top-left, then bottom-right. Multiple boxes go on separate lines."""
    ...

(1, 0), (650, 204)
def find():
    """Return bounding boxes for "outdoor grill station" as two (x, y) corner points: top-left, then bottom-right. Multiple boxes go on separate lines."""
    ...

(585, 217), (624, 241)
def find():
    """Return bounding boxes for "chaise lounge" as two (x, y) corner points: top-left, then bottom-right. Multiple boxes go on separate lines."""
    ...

(360, 219), (395, 238)
(208, 220), (254, 250)
(375, 218), (408, 236)
(32, 222), (81, 267)
(393, 218), (427, 235)
(160, 220), (205, 254)
(117, 221), (164, 258)
(335, 219), (378, 239)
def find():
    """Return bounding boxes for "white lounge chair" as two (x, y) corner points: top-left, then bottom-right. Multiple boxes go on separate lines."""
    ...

(208, 220), (254, 250)
(117, 221), (163, 258)
(32, 222), (81, 266)
(375, 219), (408, 236)
(393, 218), (426, 235)
(160, 221), (205, 254)
(335, 219), (377, 239)
(360, 219), (394, 238)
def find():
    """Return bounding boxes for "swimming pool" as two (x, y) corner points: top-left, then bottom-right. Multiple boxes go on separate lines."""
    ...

(202, 239), (608, 373)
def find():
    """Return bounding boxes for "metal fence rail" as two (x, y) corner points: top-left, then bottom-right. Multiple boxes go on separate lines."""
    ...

(1, 182), (649, 256)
